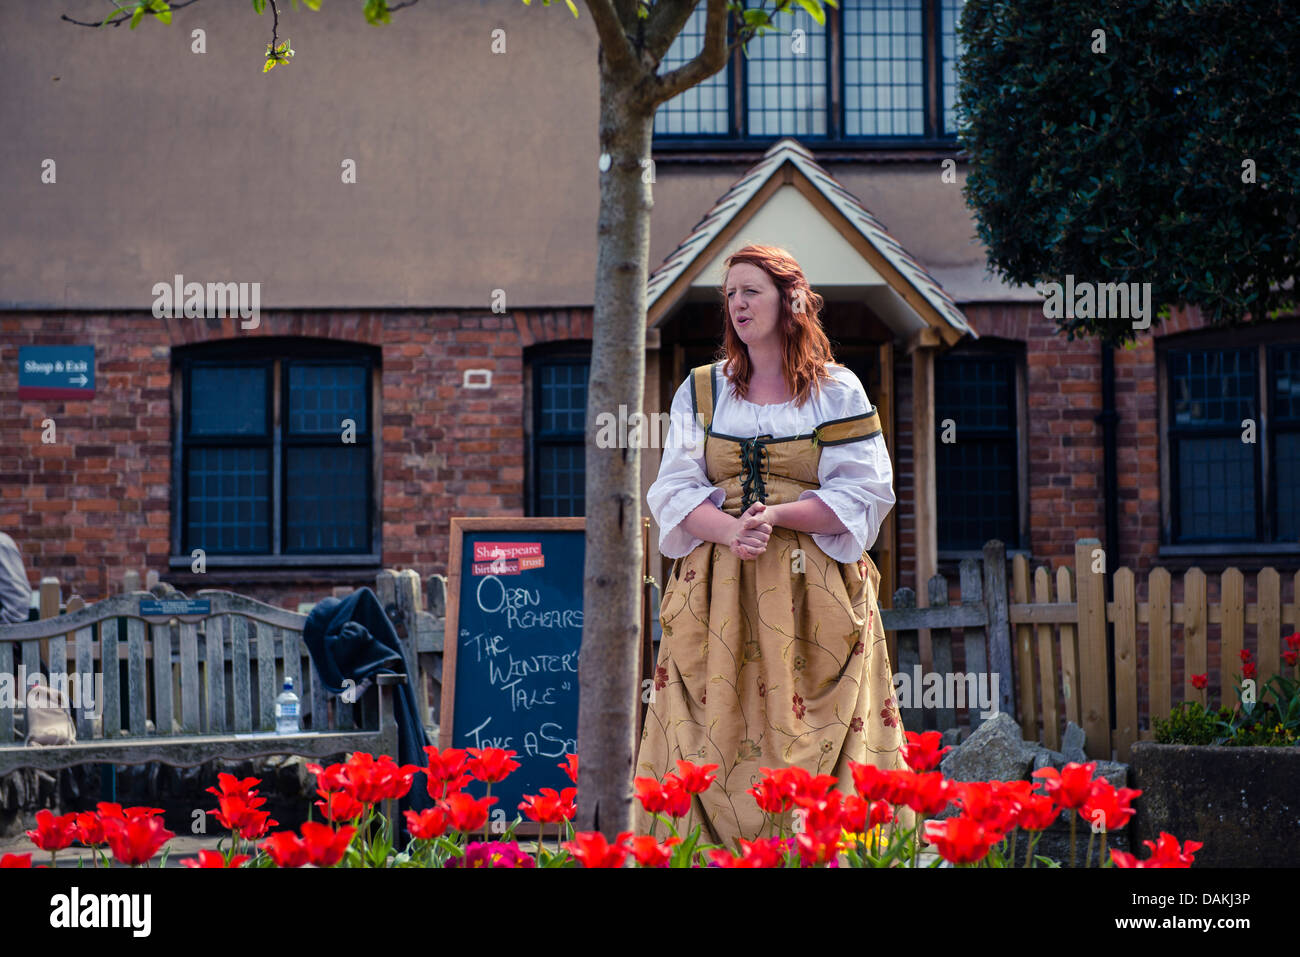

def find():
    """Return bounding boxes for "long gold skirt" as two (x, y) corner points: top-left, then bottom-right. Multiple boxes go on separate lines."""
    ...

(633, 526), (913, 849)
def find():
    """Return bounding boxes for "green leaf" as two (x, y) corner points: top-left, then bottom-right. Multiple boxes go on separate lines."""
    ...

(791, 0), (825, 27)
(564, 0), (578, 16)
(130, 4), (146, 29)
(252, 0), (266, 13)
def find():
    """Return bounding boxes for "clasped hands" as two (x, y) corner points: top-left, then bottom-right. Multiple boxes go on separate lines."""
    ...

(728, 502), (772, 561)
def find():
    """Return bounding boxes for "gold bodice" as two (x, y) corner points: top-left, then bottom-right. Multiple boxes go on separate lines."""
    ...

(689, 363), (884, 518)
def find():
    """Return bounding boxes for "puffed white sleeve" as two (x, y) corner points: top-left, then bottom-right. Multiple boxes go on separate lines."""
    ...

(646, 377), (726, 558)
(799, 371), (897, 563)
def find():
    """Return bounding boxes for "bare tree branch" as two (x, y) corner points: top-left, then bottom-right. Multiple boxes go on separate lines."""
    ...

(650, 0), (737, 105)
(62, 0), (201, 29)
(387, 0), (421, 12)
(584, 0), (639, 76)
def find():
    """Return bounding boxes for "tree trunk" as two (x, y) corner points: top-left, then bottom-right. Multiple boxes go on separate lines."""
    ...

(574, 51), (655, 839)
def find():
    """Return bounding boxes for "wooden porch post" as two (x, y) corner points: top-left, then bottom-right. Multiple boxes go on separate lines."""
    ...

(908, 331), (939, 675)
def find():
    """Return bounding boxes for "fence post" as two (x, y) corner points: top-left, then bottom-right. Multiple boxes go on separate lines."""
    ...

(891, 587), (922, 734)
(926, 573), (954, 732)
(1011, 553), (1036, 741)
(1074, 538), (1111, 761)
(981, 540), (1015, 720)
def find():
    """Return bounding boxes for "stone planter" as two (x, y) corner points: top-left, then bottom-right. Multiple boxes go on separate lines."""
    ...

(1129, 742), (1300, 867)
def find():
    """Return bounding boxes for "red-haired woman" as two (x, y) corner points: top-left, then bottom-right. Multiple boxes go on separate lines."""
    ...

(635, 244), (912, 849)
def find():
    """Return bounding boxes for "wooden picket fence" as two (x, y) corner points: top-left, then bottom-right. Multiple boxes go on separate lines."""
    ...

(885, 537), (1300, 764)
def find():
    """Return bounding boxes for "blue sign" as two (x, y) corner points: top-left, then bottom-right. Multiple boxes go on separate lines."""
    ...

(18, 346), (95, 399)
(139, 599), (211, 617)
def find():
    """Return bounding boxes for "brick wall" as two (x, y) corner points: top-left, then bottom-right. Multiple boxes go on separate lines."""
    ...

(1, 309), (591, 610)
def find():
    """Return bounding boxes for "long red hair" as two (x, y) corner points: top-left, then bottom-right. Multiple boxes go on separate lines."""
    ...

(716, 244), (835, 406)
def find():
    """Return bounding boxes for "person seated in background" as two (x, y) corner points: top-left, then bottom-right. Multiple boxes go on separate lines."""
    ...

(0, 532), (34, 625)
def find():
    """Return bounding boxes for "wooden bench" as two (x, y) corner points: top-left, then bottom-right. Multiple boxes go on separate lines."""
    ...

(0, 589), (406, 776)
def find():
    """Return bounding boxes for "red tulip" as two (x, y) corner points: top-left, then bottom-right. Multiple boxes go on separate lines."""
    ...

(466, 747), (521, 784)
(103, 814), (175, 867)
(182, 849), (250, 868)
(211, 791), (272, 835)
(1190, 673), (1208, 690)
(1, 853), (33, 868)
(205, 772), (262, 801)
(634, 777), (671, 815)
(1142, 832), (1203, 868)
(924, 816), (993, 864)
(300, 822), (356, 867)
(563, 830), (632, 868)
(1109, 848), (1146, 868)
(1080, 780), (1142, 832)
(1285, 632), (1300, 651)
(674, 760), (719, 794)
(630, 835), (680, 868)
(558, 753), (579, 784)
(795, 828), (843, 866)
(900, 730), (952, 773)
(442, 791), (498, 833)
(404, 807), (450, 841)
(74, 811), (109, 847)
(1284, 650), (1298, 667)
(953, 782), (1018, 839)
(344, 752), (420, 803)
(793, 791), (845, 836)
(905, 772), (954, 816)
(424, 747), (469, 782)
(660, 775), (694, 818)
(518, 787), (577, 825)
(749, 777), (791, 815)
(1016, 793), (1061, 831)
(316, 789), (366, 824)
(262, 831), (310, 868)
(760, 765), (837, 802)
(1239, 648), (1253, 662)
(26, 810), (77, 853)
(1242, 662), (1257, 680)
(709, 838), (788, 868)
(307, 762), (351, 793)
(848, 761), (894, 802)
(1032, 762), (1097, 810)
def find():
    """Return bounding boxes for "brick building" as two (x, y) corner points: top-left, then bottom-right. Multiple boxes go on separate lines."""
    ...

(2, 2), (1296, 702)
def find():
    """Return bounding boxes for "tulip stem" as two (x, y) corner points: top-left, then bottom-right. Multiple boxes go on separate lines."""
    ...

(536, 823), (544, 866)
(484, 783), (492, 844)
(1084, 827), (1095, 869)
(1009, 827), (1018, 866)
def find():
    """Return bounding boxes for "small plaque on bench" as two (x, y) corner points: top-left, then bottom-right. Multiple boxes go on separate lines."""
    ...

(139, 598), (211, 617)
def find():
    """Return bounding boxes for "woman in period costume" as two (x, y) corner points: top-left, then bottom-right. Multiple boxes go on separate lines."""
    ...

(634, 244), (913, 849)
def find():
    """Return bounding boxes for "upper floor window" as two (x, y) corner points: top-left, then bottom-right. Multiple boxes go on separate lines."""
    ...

(1164, 340), (1300, 546)
(935, 345), (1023, 553)
(527, 350), (590, 517)
(655, 0), (967, 147)
(172, 340), (379, 567)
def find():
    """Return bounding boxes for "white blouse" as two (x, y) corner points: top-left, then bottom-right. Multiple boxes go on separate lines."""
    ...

(647, 362), (896, 563)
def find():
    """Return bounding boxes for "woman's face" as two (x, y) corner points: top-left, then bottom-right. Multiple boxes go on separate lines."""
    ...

(725, 263), (782, 351)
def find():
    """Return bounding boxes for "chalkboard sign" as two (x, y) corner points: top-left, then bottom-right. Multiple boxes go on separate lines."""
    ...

(441, 517), (650, 836)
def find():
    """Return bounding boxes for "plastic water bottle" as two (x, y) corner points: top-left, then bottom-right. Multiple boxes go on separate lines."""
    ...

(275, 678), (300, 734)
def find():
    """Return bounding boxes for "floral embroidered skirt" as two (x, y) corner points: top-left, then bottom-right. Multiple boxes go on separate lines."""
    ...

(634, 526), (913, 848)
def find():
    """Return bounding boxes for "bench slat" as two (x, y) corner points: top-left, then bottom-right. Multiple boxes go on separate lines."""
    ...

(152, 623), (174, 736)
(127, 617), (147, 735)
(337, 689), (354, 730)
(179, 622), (200, 734)
(310, 657), (329, 732)
(205, 620), (226, 733)
(232, 616), (252, 732)
(101, 619), (121, 738)
(74, 627), (93, 739)
(0, 643), (13, 743)
(256, 622), (276, 732)
(281, 628), (301, 730)
(21, 639), (40, 686)
(49, 633), (68, 718)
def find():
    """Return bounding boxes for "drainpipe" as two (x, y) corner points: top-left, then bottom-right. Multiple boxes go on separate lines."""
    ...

(1096, 342), (1120, 748)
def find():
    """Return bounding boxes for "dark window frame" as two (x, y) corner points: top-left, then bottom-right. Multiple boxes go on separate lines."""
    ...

(653, 0), (966, 152)
(170, 339), (382, 569)
(934, 340), (1027, 559)
(526, 346), (591, 518)
(1156, 321), (1300, 560)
